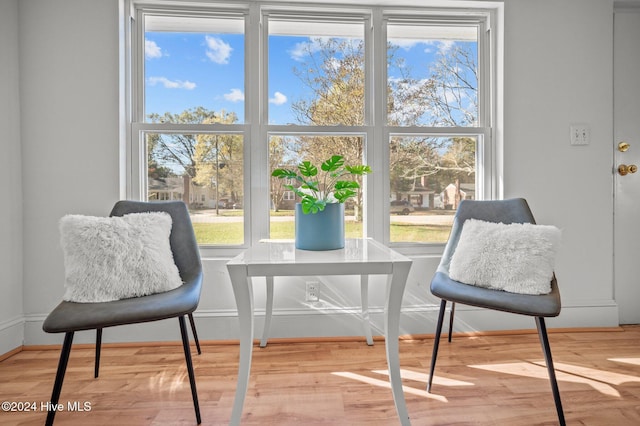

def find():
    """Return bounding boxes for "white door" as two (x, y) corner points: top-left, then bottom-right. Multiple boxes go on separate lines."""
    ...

(614, 8), (640, 325)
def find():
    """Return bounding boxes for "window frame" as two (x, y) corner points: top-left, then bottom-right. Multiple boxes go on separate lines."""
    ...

(122, 0), (501, 257)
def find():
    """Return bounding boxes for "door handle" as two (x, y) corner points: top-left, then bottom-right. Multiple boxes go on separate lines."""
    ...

(618, 164), (638, 176)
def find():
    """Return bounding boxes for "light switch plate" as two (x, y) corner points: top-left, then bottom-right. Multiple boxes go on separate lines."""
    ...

(570, 124), (590, 146)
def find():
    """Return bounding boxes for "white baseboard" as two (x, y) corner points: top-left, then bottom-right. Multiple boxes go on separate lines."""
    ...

(22, 299), (619, 346)
(0, 316), (24, 355)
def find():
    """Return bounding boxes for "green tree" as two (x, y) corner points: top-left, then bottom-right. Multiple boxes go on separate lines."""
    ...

(147, 134), (175, 180)
(148, 107), (224, 178)
(390, 136), (440, 195)
(192, 112), (243, 206)
(289, 38), (370, 220)
(292, 38), (365, 127)
(424, 45), (478, 127)
(387, 44), (478, 198)
(285, 37), (478, 216)
(269, 135), (289, 212)
(148, 107), (243, 206)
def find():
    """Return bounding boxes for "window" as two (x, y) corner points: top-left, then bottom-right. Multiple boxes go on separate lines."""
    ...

(389, 135), (477, 243)
(386, 20), (485, 244)
(144, 14), (245, 123)
(145, 131), (245, 245)
(124, 1), (497, 251)
(129, 9), (247, 246)
(267, 16), (365, 125)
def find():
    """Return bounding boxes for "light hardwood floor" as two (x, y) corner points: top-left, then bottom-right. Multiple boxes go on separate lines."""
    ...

(1, 326), (640, 425)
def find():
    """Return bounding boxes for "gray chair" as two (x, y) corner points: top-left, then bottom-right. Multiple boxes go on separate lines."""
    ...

(427, 198), (565, 426)
(43, 201), (203, 425)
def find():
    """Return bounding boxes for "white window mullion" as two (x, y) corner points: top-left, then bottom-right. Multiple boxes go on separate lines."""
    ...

(122, 4), (134, 200)
(372, 9), (388, 244)
(133, 8), (144, 125)
(131, 8), (149, 201)
(489, 8), (503, 200)
(248, 3), (267, 244)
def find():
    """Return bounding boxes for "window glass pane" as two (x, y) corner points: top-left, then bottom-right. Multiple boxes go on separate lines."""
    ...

(268, 19), (365, 125)
(390, 135), (476, 243)
(130, 6), (493, 249)
(147, 132), (244, 245)
(269, 135), (366, 239)
(144, 15), (245, 123)
(387, 23), (478, 127)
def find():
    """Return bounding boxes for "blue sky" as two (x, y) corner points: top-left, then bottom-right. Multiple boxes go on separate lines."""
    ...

(145, 31), (315, 124)
(144, 31), (476, 125)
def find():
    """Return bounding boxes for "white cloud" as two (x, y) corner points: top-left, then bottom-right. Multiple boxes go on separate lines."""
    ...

(224, 88), (245, 102)
(288, 37), (362, 62)
(145, 39), (163, 59)
(147, 77), (196, 90)
(289, 38), (323, 61)
(390, 39), (457, 55)
(389, 39), (420, 51)
(205, 36), (232, 64)
(269, 91), (287, 105)
(438, 40), (456, 54)
(425, 40), (456, 55)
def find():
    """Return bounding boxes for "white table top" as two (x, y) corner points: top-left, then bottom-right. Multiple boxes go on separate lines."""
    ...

(227, 238), (412, 277)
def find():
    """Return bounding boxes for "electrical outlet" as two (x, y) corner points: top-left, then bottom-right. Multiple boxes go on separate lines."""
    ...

(305, 281), (320, 302)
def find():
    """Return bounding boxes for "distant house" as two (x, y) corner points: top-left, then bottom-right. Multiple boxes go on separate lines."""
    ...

(392, 181), (475, 211)
(437, 182), (475, 210)
(148, 176), (184, 202)
(390, 191), (434, 209)
(148, 175), (217, 208)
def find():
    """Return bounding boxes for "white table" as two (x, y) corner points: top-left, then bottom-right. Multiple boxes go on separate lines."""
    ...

(260, 271), (375, 347)
(226, 238), (413, 425)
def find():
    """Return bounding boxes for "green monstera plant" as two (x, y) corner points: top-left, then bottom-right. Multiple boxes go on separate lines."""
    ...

(272, 155), (372, 214)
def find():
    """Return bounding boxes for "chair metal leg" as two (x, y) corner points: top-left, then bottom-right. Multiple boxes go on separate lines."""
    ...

(427, 299), (447, 393)
(448, 302), (456, 342)
(187, 313), (201, 355)
(179, 315), (201, 424)
(46, 332), (74, 426)
(94, 328), (102, 378)
(535, 317), (566, 426)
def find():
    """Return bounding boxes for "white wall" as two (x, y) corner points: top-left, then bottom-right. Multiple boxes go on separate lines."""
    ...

(19, 0), (122, 344)
(0, 0), (24, 354)
(8, 0), (623, 349)
(502, 0), (617, 326)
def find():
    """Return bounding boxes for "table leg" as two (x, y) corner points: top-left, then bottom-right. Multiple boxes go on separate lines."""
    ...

(260, 276), (274, 348)
(385, 265), (411, 426)
(228, 266), (254, 426)
(360, 275), (374, 346)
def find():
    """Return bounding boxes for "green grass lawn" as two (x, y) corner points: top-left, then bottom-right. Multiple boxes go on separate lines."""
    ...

(193, 222), (245, 245)
(193, 216), (451, 245)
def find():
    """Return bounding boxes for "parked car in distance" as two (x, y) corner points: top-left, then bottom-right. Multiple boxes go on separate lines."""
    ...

(390, 200), (415, 215)
(216, 199), (242, 209)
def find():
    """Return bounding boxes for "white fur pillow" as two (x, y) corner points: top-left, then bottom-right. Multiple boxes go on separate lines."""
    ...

(59, 212), (183, 303)
(449, 219), (561, 295)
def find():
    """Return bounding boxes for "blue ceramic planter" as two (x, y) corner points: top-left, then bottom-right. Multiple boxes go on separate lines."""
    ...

(295, 202), (345, 250)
